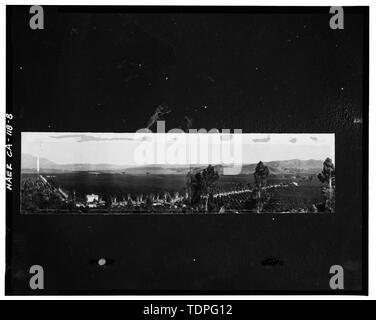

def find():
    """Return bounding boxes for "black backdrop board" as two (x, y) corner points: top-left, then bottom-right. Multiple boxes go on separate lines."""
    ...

(6, 6), (368, 294)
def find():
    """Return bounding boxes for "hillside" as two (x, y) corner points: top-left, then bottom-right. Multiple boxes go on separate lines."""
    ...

(21, 154), (324, 175)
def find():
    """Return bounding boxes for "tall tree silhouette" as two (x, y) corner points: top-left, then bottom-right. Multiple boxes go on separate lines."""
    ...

(191, 165), (219, 212)
(254, 161), (270, 213)
(318, 157), (335, 212)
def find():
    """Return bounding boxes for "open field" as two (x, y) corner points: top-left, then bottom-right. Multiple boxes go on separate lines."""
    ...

(21, 172), (253, 198)
(263, 184), (322, 212)
(21, 172), (324, 214)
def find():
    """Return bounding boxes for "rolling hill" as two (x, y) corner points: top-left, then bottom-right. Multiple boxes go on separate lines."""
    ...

(21, 154), (324, 175)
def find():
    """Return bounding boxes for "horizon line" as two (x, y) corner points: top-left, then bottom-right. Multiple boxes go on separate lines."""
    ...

(21, 153), (333, 168)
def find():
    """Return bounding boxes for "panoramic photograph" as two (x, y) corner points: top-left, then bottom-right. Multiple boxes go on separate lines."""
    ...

(21, 132), (335, 214)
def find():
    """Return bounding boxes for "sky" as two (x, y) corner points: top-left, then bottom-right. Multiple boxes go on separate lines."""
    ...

(22, 132), (335, 166)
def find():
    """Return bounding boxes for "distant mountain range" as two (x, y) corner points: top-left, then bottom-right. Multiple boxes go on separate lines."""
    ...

(237, 159), (324, 175)
(21, 153), (324, 175)
(21, 154), (128, 173)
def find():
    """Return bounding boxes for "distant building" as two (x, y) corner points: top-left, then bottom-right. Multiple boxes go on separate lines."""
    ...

(86, 194), (99, 203)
